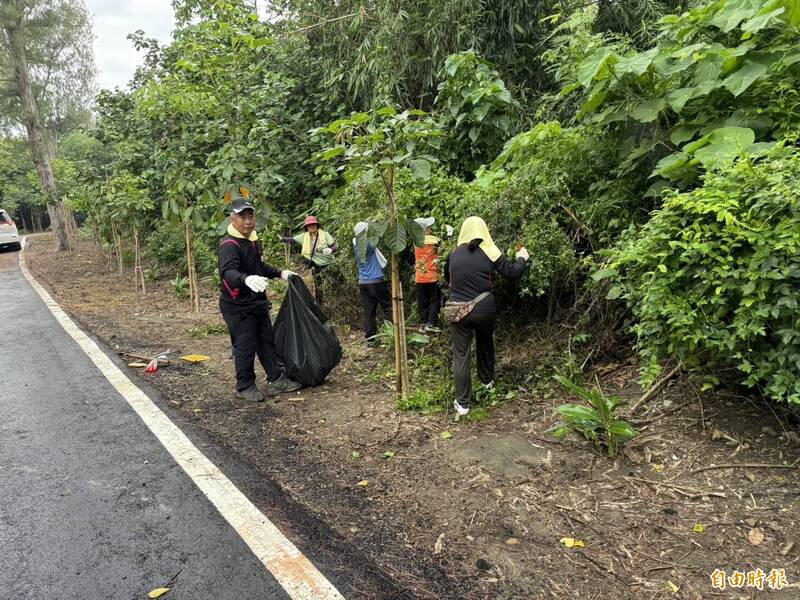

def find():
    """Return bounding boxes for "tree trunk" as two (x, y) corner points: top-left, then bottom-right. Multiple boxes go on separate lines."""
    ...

(112, 222), (123, 275)
(134, 227), (146, 294)
(184, 221), (200, 312)
(385, 164), (410, 400)
(4, 22), (70, 251)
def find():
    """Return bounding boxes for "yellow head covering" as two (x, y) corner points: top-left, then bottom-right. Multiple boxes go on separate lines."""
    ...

(457, 216), (501, 262)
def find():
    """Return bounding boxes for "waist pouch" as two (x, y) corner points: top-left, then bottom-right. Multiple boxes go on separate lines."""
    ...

(443, 291), (490, 324)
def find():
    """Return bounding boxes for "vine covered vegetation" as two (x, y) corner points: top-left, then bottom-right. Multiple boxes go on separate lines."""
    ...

(4, 0), (800, 404)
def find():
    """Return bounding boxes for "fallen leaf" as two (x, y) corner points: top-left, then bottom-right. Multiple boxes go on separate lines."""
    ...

(505, 538), (520, 545)
(441, 431), (453, 440)
(193, 408), (203, 415)
(667, 580), (679, 594)
(382, 451), (396, 459)
(560, 537), (585, 548)
(434, 533), (445, 554)
(351, 451), (361, 459)
(148, 588), (170, 599)
(747, 528), (764, 545)
(651, 463), (665, 473)
(180, 354), (210, 362)
(356, 480), (369, 487)
(693, 523), (705, 534)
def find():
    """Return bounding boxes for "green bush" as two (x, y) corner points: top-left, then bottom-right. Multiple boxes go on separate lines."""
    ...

(144, 222), (217, 276)
(609, 142), (800, 404)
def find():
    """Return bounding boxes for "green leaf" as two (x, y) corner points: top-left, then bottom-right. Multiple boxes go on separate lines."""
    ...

(440, 431), (453, 440)
(169, 196), (180, 216)
(407, 219), (425, 248)
(722, 60), (768, 96)
(694, 127), (756, 169)
(609, 420), (637, 440)
(631, 99), (666, 123)
(614, 48), (659, 76)
(667, 88), (695, 113)
(781, 0), (800, 25)
(382, 450), (396, 459)
(383, 222), (407, 254)
(708, 2), (758, 31)
(577, 50), (616, 88)
(408, 158), (432, 180)
(319, 146), (345, 161)
(670, 125), (698, 145)
(592, 268), (618, 282)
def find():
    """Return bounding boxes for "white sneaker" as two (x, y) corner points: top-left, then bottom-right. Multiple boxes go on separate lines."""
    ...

(453, 400), (470, 416)
(483, 380), (494, 390)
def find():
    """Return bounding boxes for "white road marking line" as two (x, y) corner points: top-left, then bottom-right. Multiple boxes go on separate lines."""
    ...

(18, 241), (344, 600)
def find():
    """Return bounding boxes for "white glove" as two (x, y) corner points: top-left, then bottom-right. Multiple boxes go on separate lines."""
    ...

(321, 247), (333, 256)
(281, 270), (297, 281)
(515, 247), (530, 261)
(244, 275), (268, 293)
(445, 225), (454, 238)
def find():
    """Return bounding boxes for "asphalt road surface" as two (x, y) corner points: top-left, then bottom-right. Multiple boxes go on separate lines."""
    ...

(0, 246), (299, 599)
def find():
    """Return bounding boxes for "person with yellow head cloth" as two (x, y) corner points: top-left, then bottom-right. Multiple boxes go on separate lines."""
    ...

(444, 216), (529, 416)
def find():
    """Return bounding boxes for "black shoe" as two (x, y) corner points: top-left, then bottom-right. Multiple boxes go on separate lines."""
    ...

(236, 385), (264, 402)
(267, 374), (302, 396)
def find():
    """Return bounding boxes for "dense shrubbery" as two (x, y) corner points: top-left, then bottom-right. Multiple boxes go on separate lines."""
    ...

(609, 143), (800, 403)
(44, 0), (798, 404)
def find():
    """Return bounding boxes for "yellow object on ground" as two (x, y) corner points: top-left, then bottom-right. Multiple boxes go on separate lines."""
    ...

(180, 354), (211, 362)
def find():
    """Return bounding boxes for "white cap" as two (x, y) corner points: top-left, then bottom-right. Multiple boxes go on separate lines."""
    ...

(353, 221), (369, 236)
(414, 217), (435, 229)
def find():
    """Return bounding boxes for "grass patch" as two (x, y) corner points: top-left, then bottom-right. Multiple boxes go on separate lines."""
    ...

(186, 323), (228, 337)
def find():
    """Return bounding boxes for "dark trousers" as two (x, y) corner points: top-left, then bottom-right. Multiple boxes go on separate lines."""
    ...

(359, 281), (393, 339)
(451, 311), (496, 406)
(220, 303), (282, 391)
(306, 262), (327, 306)
(417, 282), (441, 326)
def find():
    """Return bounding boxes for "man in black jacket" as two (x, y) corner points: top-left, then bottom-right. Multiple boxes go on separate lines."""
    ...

(218, 196), (301, 402)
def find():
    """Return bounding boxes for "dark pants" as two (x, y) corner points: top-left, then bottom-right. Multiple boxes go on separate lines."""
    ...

(359, 281), (393, 339)
(220, 302), (282, 391)
(306, 261), (327, 306)
(451, 311), (497, 406)
(417, 282), (441, 326)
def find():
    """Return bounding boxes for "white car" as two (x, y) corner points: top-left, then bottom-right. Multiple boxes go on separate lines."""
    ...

(0, 209), (21, 251)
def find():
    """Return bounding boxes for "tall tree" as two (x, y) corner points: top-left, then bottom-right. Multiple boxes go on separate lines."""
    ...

(0, 0), (95, 250)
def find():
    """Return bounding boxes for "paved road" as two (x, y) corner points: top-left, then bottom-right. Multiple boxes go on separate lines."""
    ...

(0, 247), (292, 599)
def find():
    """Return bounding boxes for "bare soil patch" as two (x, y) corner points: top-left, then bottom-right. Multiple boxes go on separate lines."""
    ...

(25, 235), (800, 599)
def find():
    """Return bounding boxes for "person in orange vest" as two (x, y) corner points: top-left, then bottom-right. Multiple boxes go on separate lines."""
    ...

(414, 217), (443, 332)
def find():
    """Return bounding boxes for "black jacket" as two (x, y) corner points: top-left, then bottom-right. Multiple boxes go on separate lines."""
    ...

(445, 244), (526, 313)
(218, 234), (282, 313)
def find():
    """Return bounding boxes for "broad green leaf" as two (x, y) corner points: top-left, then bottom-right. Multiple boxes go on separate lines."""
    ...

(708, 2), (758, 31)
(779, 0), (800, 25)
(631, 99), (666, 123)
(383, 222), (407, 254)
(408, 158), (432, 180)
(667, 88), (695, 113)
(615, 48), (659, 76)
(653, 152), (690, 176)
(406, 219), (425, 248)
(707, 126), (756, 147)
(577, 50), (616, 88)
(742, 6), (785, 32)
(592, 268), (618, 282)
(319, 146), (345, 160)
(578, 85), (608, 117)
(670, 125), (698, 145)
(722, 60), (768, 96)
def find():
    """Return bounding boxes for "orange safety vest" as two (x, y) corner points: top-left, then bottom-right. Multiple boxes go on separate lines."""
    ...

(414, 236), (440, 284)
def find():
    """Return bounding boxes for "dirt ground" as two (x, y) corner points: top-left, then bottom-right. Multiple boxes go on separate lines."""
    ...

(24, 235), (800, 599)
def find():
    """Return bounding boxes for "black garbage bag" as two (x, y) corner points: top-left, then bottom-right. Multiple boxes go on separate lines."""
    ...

(274, 275), (342, 387)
